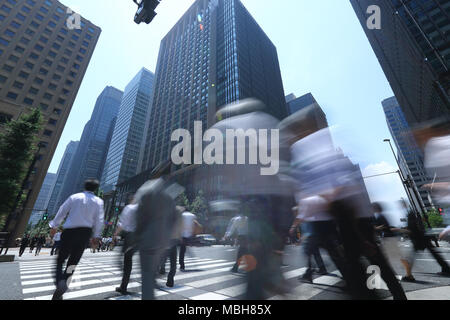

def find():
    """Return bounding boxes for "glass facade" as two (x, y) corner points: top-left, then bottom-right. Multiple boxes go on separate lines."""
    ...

(141, 0), (287, 172)
(46, 140), (78, 216)
(382, 96), (434, 209)
(58, 86), (123, 201)
(29, 172), (56, 225)
(101, 68), (154, 192)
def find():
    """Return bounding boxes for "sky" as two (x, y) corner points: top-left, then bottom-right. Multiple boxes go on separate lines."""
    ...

(50, 0), (409, 225)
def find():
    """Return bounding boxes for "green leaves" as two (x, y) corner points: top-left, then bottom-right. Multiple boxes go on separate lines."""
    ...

(0, 108), (42, 230)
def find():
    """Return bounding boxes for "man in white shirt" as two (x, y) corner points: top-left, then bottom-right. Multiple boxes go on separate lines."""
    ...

(114, 196), (138, 295)
(50, 229), (62, 256)
(49, 179), (104, 300)
(179, 210), (201, 271)
(224, 213), (248, 273)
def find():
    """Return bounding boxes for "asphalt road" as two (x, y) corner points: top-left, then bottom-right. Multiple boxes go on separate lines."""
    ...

(1, 240), (450, 300)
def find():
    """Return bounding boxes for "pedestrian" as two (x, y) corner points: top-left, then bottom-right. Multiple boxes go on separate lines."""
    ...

(159, 206), (183, 287)
(35, 234), (46, 255)
(223, 212), (248, 273)
(51, 229), (62, 256)
(179, 210), (202, 271)
(114, 196), (138, 295)
(48, 179), (104, 300)
(19, 234), (30, 257)
(134, 162), (184, 300)
(29, 235), (37, 253)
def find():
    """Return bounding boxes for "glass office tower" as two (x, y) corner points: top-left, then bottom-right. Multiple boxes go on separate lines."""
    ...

(141, 0), (287, 172)
(101, 68), (154, 192)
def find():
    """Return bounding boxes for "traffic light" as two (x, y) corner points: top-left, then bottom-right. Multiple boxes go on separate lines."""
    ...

(42, 212), (49, 221)
(115, 207), (119, 213)
(133, 0), (160, 24)
(439, 208), (444, 215)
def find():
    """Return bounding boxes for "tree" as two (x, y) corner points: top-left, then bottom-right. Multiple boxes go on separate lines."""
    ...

(190, 190), (208, 220)
(426, 209), (444, 229)
(0, 108), (42, 230)
(176, 191), (190, 209)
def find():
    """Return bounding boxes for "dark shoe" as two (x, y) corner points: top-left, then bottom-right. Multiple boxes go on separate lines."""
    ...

(230, 267), (239, 273)
(298, 271), (313, 283)
(316, 268), (328, 276)
(437, 271), (450, 277)
(180, 266), (185, 271)
(401, 275), (416, 282)
(52, 280), (68, 300)
(166, 278), (174, 287)
(115, 287), (129, 295)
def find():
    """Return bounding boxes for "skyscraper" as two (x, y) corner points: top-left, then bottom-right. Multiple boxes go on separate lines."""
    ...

(60, 86), (123, 199)
(28, 172), (56, 225)
(350, 0), (450, 125)
(382, 96), (434, 210)
(286, 93), (328, 130)
(0, 0), (100, 238)
(46, 140), (78, 217)
(101, 68), (155, 192)
(141, 0), (287, 172)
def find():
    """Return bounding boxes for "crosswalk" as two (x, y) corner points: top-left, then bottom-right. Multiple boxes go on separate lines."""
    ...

(19, 254), (347, 300)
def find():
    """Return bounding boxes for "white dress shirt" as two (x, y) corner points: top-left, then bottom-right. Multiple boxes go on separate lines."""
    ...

(296, 195), (332, 222)
(117, 204), (138, 233)
(53, 232), (61, 242)
(225, 215), (248, 238)
(49, 191), (104, 238)
(181, 212), (197, 238)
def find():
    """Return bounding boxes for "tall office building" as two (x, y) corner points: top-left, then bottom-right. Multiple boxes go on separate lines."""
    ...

(350, 0), (450, 125)
(382, 96), (434, 210)
(46, 140), (78, 216)
(285, 92), (329, 129)
(101, 68), (155, 192)
(0, 0), (100, 239)
(28, 172), (56, 225)
(141, 0), (287, 172)
(60, 86), (123, 199)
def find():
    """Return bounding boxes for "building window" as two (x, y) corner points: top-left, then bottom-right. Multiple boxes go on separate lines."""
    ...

(0, 37), (10, 46)
(6, 92), (18, 100)
(43, 129), (52, 137)
(29, 87), (38, 94)
(18, 71), (29, 79)
(2, 64), (13, 72)
(23, 97), (33, 105)
(48, 118), (57, 125)
(13, 81), (24, 89)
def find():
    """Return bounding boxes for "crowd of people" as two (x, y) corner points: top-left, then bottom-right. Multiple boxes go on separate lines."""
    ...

(18, 99), (450, 301)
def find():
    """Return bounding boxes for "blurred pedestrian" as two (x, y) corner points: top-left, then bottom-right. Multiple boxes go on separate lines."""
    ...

(114, 195), (138, 295)
(50, 229), (62, 256)
(35, 234), (46, 255)
(19, 234), (29, 257)
(29, 235), (37, 253)
(48, 179), (104, 300)
(223, 212), (248, 273)
(179, 210), (202, 271)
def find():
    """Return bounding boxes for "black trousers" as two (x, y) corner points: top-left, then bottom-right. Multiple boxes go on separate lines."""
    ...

(120, 232), (137, 290)
(51, 241), (60, 256)
(160, 241), (178, 282)
(330, 199), (406, 300)
(179, 237), (193, 269)
(55, 228), (92, 285)
(19, 245), (27, 256)
(233, 235), (248, 270)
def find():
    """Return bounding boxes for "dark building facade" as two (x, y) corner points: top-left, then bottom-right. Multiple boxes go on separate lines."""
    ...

(59, 86), (123, 202)
(46, 140), (78, 216)
(382, 96), (434, 210)
(141, 0), (287, 172)
(285, 92), (329, 129)
(350, 0), (450, 125)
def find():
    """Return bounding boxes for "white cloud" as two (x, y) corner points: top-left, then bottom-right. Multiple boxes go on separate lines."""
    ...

(362, 161), (409, 226)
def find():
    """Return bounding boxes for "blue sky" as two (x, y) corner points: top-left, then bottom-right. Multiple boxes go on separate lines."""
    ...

(51, 0), (409, 224)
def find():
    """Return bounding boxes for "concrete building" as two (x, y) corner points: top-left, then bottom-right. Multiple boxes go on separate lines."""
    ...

(0, 0), (100, 239)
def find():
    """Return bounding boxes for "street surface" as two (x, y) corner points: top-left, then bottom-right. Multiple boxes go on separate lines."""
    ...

(1, 241), (450, 300)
